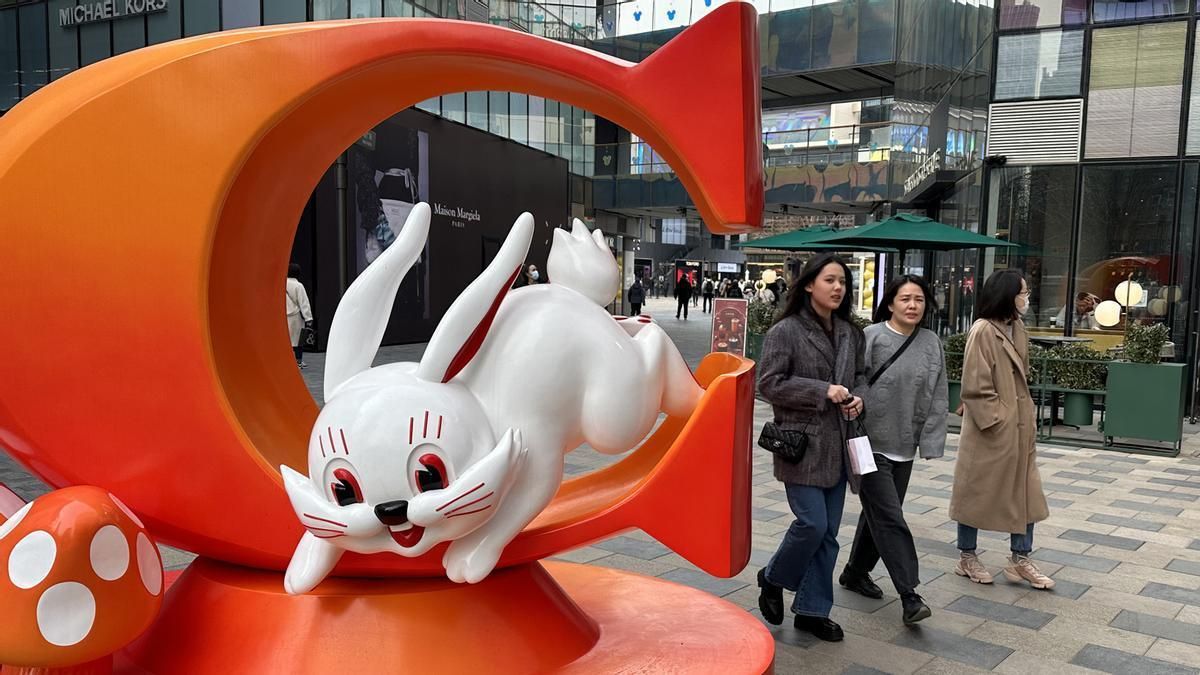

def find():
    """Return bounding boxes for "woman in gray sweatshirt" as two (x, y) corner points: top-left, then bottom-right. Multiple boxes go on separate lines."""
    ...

(837, 275), (947, 626)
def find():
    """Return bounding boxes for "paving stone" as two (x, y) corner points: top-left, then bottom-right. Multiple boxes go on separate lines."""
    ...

(1055, 471), (1117, 484)
(840, 666), (891, 675)
(809, 634), (935, 674)
(1132, 488), (1198, 502)
(914, 536), (966, 559)
(1059, 529), (1145, 551)
(1110, 500), (1185, 517)
(1165, 467), (1200, 477)
(1087, 513), (1166, 532)
(1070, 643), (1200, 675)
(1042, 483), (1098, 496)
(593, 535), (671, 560)
(1082, 586), (1186, 619)
(906, 485), (953, 499)
(832, 585), (896, 613)
(1150, 477), (1200, 490)
(1035, 548), (1121, 573)
(1049, 578), (1091, 600)
(945, 595), (1056, 629)
(890, 625), (1014, 670)
(1040, 451), (1067, 459)
(1110, 610), (1200, 647)
(751, 506), (790, 522)
(657, 567), (747, 597)
(1106, 455), (1151, 464)
(902, 502), (936, 515)
(1078, 462), (1127, 472)
(1047, 497), (1076, 509)
(1166, 559), (1200, 578)
(994, 651), (1110, 674)
(1189, 540), (1200, 551)
(1147, 641), (1200, 670)
(1141, 582), (1200, 607)
(931, 474), (954, 483)
(550, 546), (612, 564)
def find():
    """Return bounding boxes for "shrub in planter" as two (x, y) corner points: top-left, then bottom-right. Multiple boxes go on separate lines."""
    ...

(746, 300), (776, 361)
(1046, 343), (1110, 426)
(850, 313), (872, 331)
(943, 332), (967, 411)
(1106, 321), (1184, 446)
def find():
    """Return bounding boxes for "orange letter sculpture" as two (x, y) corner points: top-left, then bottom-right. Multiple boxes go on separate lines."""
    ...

(0, 4), (771, 672)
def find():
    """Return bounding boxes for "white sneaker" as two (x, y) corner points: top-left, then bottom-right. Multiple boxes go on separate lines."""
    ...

(955, 552), (994, 584)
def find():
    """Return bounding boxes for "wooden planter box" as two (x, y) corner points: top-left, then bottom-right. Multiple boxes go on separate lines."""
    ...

(1104, 362), (1186, 444)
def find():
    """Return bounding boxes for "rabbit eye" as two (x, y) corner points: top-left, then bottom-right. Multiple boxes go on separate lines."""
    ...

(415, 453), (448, 493)
(331, 468), (363, 506)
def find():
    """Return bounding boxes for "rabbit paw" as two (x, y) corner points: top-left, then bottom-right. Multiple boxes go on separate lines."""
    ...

(443, 538), (505, 584)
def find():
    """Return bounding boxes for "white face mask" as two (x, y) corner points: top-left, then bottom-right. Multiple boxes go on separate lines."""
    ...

(1016, 295), (1029, 316)
(530, 270), (540, 280)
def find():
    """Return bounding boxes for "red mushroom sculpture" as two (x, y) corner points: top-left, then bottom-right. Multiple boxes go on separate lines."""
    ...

(0, 486), (163, 672)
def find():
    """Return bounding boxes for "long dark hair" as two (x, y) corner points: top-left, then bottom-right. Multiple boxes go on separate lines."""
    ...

(873, 274), (936, 324)
(776, 253), (855, 325)
(976, 269), (1025, 321)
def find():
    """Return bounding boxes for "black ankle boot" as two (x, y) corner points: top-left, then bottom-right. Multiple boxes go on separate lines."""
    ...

(793, 615), (844, 642)
(901, 593), (932, 625)
(757, 568), (784, 625)
(839, 568), (884, 599)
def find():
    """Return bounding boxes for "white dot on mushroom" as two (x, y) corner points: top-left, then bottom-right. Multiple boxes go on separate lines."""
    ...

(36, 581), (96, 647)
(136, 533), (162, 596)
(90, 525), (130, 581)
(9, 530), (56, 590)
(0, 501), (33, 541)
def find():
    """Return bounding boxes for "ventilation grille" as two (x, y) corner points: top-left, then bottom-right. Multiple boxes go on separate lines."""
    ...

(987, 100), (1083, 164)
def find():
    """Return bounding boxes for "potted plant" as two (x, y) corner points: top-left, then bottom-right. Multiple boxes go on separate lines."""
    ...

(745, 300), (776, 361)
(1104, 322), (1184, 449)
(943, 332), (967, 411)
(1045, 343), (1109, 426)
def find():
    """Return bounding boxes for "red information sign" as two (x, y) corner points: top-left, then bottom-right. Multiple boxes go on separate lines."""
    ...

(710, 298), (749, 357)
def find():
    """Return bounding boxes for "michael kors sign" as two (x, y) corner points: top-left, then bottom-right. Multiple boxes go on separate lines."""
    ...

(60, 0), (169, 28)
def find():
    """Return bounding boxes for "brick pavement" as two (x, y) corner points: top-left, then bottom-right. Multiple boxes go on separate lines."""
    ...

(5, 295), (1200, 673)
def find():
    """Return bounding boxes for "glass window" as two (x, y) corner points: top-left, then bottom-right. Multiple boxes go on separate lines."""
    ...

(1184, 31), (1200, 155)
(264, 0), (308, 24)
(0, 8), (16, 112)
(415, 97), (440, 115)
(113, 16), (148, 55)
(1092, 0), (1187, 23)
(184, 0), (221, 36)
(858, 0), (895, 63)
(983, 165), (1077, 334)
(995, 30), (1083, 100)
(147, 0), (183, 43)
(1086, 23), (1186, 159)
(998, 0), (1087, 30)
(763, 8), (812, 75)
(313, 0), (350, 19)
(488, 91), (508, 137)
(528, 96), (545, 150)
(79, 21), (112, 65)
(545, 99), (561, 144)
(509, 93), (528, 145)
(442, 92), (465, 123)
(1075, 164), (1177, 339)
(222, 0), (260, 28)
(811, 1), (858, 70)
(384, 0), (415, 16)
(466, 91), (487, 130)
(1173, 162), (1198, 348)
(18, 4), (48, 98)
(350, 0), (383, 17)
(48, 0), (79, 79)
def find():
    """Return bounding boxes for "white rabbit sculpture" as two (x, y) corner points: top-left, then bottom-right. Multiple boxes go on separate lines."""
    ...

(281, 202), (702, 593)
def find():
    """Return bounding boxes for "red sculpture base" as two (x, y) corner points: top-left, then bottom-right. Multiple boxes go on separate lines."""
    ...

(116, 558), (775, 674)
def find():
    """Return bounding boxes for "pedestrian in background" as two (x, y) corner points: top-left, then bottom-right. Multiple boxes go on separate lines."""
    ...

(286, 263), (313, 369)
(951, 269), (1055, 590)
(702, 277), (715, 313)
(674, 275), (693, 319)
(628, 277), (646, 316)
(755, 253), (867, 642)
(839, 275), (944, 625)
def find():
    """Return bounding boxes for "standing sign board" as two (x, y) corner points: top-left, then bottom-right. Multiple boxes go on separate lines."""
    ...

(711, 298), (748, 357)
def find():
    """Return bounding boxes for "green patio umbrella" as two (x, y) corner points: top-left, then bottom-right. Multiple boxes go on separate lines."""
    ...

(735, 225), (897, 253)
(808, 214), (1019, 259)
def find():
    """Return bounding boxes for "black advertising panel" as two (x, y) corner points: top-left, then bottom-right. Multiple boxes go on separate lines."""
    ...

(346, 108), (569, 345)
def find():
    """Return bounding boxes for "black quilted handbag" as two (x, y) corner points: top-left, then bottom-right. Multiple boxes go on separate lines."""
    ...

(757, 422), (809, 463)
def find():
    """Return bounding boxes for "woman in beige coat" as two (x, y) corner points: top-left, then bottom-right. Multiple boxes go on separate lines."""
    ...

(950, 270), (1054, 590)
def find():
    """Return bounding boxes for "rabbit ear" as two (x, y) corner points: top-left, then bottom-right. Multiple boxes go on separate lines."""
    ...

(416, 212), (533, 383)
(591, 227), (607, 249)
(324, 203), (430, 400)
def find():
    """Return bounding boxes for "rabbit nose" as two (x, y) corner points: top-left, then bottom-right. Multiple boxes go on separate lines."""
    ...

(374, 500), (409, 526)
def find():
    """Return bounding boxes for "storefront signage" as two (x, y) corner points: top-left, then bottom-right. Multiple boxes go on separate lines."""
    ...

(432, 202), (482, 223)
(716, 262), (739, 273)
(710, 298), (748, 357)
(903, 149), (942, 195)
(59, 0), (168, 28)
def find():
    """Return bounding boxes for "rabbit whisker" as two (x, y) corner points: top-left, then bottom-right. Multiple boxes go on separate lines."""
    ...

(445, 491), (495, 516)
(446, 504), (493, 519)
(436, 482), (485, 512)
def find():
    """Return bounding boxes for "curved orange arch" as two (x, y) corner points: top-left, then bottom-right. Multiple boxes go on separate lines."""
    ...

(0, 7), (761, 572)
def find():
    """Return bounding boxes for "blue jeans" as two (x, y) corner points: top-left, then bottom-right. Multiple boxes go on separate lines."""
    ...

(957, 522), (1035, 555)
(765, 480), (847, 618)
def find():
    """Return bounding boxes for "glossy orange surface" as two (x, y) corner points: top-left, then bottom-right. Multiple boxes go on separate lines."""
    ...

(118, 558), (774, 674)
